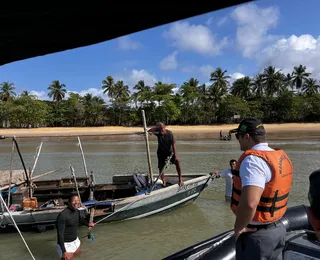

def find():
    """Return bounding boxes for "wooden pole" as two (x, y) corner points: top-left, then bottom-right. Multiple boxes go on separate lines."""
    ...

(7, 139), (15, 207)
(141, 110), (153, 183)
(77, 136), (89, 178)
(88, 171), (95, 238)
(29, 142), (43, 198)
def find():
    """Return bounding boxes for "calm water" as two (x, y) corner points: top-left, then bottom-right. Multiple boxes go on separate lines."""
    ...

(0, 136), (319, 260)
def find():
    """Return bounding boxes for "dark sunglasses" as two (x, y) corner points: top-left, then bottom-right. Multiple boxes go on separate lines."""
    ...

(235, 133), (245, 139)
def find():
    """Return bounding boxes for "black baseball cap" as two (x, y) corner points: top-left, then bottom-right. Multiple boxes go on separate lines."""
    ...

(230, 117), (265, 136)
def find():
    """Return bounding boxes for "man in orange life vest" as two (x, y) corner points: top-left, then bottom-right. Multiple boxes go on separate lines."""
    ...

(229, 117), (293, 260)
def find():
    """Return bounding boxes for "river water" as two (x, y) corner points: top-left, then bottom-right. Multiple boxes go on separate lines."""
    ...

(0, 135), (319, 259)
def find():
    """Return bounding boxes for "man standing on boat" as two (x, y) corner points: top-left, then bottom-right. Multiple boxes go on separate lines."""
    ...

(56, 195), (94, 260)
(148, 122), (183, 187)
(212, 159), (237, 202)
(230, 117), (293, 260)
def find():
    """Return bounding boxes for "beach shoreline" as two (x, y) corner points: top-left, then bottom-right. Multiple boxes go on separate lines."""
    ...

(0, 123), (319, 141)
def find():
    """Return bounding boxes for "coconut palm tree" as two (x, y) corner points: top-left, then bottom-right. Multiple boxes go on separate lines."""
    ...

(0, 81), (16, 101)
(47, 80), (67, 107)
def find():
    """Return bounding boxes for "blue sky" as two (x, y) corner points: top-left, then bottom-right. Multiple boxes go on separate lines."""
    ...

(1, 0), (320, 101)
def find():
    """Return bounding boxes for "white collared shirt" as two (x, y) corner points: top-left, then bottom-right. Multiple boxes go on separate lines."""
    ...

(239, 143), (274, 224)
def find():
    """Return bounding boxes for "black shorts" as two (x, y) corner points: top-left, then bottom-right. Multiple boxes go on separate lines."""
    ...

(158, 154), (176, 170)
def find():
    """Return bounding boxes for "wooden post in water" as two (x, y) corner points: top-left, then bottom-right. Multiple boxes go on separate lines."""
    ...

(88, 171), (95, 238)
(141, 110), (153, 183)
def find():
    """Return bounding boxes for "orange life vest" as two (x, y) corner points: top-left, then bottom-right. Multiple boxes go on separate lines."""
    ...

(231, 149), (293, 223)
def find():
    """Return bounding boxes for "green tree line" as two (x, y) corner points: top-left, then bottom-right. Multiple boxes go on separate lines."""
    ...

(0, 65), (319, 128)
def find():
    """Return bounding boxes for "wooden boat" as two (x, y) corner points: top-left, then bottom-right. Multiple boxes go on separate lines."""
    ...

(0, 172), (213, 232)
(0, 111), (214, 232)
(163, 205), (320, 260)
(0, 174), (90, 232)
(84, 173), (213, 223)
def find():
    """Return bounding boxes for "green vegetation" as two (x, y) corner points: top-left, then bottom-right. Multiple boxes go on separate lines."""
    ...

(0, 65), (319, 128)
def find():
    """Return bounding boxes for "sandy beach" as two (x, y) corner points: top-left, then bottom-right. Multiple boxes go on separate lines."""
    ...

(0, 123), (319, 141)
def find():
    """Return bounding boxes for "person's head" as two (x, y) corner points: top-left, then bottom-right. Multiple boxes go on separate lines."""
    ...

(308, 169), (320, 219)
(230, 117), (266, 151)
(229, 159), (237, 170)
(156, 122), (166, 134)
(68, 194), (80, 211)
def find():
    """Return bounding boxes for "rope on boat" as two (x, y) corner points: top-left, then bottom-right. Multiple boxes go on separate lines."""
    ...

(0, 194), (36, 260)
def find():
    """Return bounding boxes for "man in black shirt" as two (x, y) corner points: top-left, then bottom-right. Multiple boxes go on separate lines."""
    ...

(148, 122), (183, 187)
(56, 195), (94, 260)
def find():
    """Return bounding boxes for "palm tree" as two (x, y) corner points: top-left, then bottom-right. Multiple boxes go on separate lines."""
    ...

(102, 76), (116, 101)
(230, 76), (252, 100)
(209, 67), (231, 96)
(0, 81), (16, 101)
(133, 80), (151, 106)
(251, 74), (264, 97)
(261, 66), (282, 97)
(302, 78), (320, 96)
(291, 65), (311, 93)
(48, 80), (67, 107)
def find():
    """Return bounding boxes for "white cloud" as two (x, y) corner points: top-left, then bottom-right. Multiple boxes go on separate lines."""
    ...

(229, 72), (245, 84)
(30, 88), (109, 103)
(160, 51), (178, 70)
(30, 90), (50, 101)
(230, 72), (245, 80)
(115, 69), (157, 88)
(217, 17), (228, 27)
(163, 21), (228, 56)
(258, 34), (320, 79)
(231, 3), (279, 58)
(117, 36), (142, 51)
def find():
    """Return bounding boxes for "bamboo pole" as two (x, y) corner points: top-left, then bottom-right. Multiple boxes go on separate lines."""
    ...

(7, 139), (15, 206)
(30, 142), (43, 178)
(77, 136), (88, 178)
(88, 171), (95, 238)
(29, 142), (43, 197)
(141, 110), (153, 183)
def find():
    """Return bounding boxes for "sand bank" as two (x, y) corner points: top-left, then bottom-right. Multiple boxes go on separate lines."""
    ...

(0, 123), (319, 141)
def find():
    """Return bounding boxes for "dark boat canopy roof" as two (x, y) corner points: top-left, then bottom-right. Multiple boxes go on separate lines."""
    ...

(0, 1), (253, 66)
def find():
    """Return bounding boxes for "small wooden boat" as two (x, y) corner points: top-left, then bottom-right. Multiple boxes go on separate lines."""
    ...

(85, 173), (213, 223)
(0, 173), (213, 232)
(0, 110), (214, 232)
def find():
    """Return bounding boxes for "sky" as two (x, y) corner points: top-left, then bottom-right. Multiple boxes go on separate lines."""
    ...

(1, 0), (320, 102)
